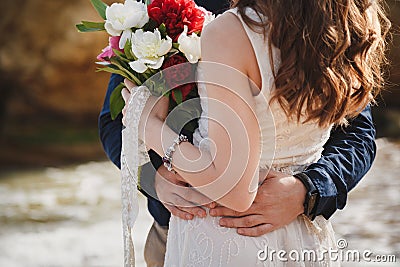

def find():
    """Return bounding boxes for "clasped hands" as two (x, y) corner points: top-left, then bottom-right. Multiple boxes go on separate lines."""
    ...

(121, 79), (307, 237)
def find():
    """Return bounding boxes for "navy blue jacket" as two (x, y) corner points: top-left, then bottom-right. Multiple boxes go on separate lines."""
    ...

(98, 1), (376, 226)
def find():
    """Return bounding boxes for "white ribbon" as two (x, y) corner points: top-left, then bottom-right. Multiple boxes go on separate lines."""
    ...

(120, 86), (151, 267)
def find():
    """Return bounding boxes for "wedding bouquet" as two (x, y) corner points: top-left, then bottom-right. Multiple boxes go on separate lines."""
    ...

(77, 2), (216, 266)
(77, 0), (215, 134)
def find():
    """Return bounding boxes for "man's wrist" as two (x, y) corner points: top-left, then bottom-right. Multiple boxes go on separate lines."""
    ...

(293, 173), (319, 220)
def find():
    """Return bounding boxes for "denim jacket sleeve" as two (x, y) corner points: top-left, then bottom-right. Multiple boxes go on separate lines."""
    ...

(98, 74), (124, 169)
(302, 105), (377, 219)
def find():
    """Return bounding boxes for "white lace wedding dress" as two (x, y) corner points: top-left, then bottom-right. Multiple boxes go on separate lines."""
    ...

(162, 7), (339, 267)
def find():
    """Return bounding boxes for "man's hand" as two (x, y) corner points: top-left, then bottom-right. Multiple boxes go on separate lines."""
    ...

(155, 165), (216, 220)
(209, 170), (306, 237)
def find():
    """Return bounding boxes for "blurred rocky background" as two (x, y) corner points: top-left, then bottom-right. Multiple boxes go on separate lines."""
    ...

(0, 0), (399, 169)
(0, 0), (115, 169)
(0, 1), (399, 267)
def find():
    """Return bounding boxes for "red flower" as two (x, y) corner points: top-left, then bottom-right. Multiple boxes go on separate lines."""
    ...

(162, 54), (195, 102)
(148, 0), (205, 42)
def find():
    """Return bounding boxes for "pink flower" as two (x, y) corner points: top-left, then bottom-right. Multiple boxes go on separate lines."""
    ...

(97, 36), (123, 61)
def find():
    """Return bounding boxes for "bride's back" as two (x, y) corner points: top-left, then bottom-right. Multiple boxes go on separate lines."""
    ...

(195, 8), (331, 171)
(227, 7), (333, 170)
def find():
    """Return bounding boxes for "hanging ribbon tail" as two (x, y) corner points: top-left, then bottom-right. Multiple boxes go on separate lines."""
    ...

(120, 86), (152, 267)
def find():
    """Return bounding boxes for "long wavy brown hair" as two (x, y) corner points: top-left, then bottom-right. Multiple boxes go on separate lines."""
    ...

(233, 0), (390, 127)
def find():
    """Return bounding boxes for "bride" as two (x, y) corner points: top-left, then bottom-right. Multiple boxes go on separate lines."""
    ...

(122, 0), (387, 266)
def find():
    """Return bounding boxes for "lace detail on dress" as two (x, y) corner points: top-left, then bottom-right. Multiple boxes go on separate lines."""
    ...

(121, 86), (152, 267)
(192, 66), (210, 151)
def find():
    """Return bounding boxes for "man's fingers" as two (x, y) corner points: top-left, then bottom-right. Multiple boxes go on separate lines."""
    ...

(124, 78), (136, 90)
(156, 172), (208, 208)
(165, 203), (206, 219)
(204, 201), (217, 209)
(175, 205), (207, 218)
(121, 88), (131, 103)
(156, 180), (200, 206)
(165, 204), (194, 220)
(158, 190), (198, 208)
(161, 193), (183, 206)
(157, 173), (213, 206)
(219, 215), (264, 228)
(209, 206), (247, 217)
(179, 187), (214, 207)
(236, 224), (275, 237)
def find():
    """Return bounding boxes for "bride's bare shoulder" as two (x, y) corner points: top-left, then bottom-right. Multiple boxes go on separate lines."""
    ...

(201, 11), (253, 66)
(202, 11), (245, 43)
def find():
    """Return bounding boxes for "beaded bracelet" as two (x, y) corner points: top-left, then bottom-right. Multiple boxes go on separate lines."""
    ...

(162, 134), (188, 172)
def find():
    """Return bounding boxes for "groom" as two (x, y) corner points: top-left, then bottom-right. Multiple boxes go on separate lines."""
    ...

(99, 1), (377, 266)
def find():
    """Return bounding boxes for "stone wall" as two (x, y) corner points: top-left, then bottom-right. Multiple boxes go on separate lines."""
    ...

(0, 0), (121, 167)
(0, 0), (116, 125)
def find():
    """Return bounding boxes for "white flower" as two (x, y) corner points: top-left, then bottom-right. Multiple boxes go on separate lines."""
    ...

(178, 25), (201, 64)
(104, 0), (149, 48)
(129, 29), (172, 73)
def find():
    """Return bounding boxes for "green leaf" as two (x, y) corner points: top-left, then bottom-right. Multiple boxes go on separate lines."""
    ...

(173, 89), (183, 104)
(82, 21), (105, 30)
(97, 66), (132, 80)
(109, 58), (143, 85)
(159, 23), (167, 38)
(124, 39), (136, 60)
(112, 49), (130, 63)
(76, 23), (105, 32)
(110, 83), (125, 120)
(112, 49), (125, 58)
(143, 19), (158, 32)
(144, 0), (152, 6)
(90, 0), (108, 20)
